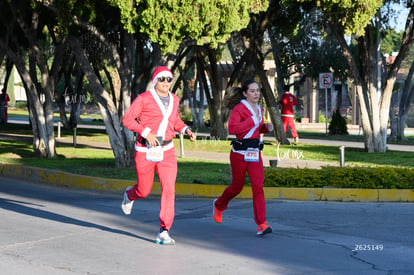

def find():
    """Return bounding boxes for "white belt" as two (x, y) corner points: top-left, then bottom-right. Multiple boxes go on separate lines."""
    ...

(135, 142), (174, 152)
(231, 147), (260, 155)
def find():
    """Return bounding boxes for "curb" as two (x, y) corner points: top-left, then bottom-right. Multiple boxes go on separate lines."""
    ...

(1, 163), (414, 202)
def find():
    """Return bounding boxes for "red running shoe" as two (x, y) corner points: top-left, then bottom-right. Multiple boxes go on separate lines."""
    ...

(257, 222), (272, 236)
(213, 199), (222, 223)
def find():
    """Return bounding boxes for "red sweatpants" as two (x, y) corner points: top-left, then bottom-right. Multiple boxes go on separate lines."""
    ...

(127, 148), (177, 231)
(215, 151), (266, 225)
(282, 116), (298, 139)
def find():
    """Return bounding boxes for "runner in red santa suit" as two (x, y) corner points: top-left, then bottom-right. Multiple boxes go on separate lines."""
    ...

(4, 91), (9, 122)
(213, 80), (273, 236)
(0, 89), (9, 123)
(121, 66), (196, 245)
(281, 85), (299, 142)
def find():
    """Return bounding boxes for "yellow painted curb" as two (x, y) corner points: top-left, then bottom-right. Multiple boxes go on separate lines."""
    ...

(1, 163), (413, 202)
(378, 189), (414, 201)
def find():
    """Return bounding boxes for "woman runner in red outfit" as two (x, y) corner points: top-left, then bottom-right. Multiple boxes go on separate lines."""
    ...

(213, 80), (273, 236)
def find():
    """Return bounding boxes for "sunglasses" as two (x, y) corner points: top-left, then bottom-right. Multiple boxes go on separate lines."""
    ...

(158, 76), (173, 83)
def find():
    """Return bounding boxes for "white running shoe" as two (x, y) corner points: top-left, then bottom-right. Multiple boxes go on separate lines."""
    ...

(121, 186), (134, 215)
(155, 230), (175, 245)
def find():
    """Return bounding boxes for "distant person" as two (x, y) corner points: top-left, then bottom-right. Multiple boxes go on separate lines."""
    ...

(213, 80), (273, 236)
(0, 89), (8, 124)
(121, 66), (196, 245)
(280, 85), (299, 142)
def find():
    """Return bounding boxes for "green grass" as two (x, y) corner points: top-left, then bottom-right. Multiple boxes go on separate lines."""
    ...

(0, 139), (233, 185)
(1, 110), (414, 185)
(1, 135), (413, 186)
(178, 137), (414, 167)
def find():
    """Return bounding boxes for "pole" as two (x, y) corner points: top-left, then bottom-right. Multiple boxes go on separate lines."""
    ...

(339, 146), (345, 167)
(57, 121), (61, 139)
(179, 133), (185, 157)
(325, 88), (328, 135)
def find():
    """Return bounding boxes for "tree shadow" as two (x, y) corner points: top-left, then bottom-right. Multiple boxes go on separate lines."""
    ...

(0, 197), (154, 244)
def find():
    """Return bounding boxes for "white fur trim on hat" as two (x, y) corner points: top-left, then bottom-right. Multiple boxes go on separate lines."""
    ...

(152, 67), (173, 88)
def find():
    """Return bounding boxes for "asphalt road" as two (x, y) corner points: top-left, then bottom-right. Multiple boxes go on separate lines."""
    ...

(1, 176), (414, 275)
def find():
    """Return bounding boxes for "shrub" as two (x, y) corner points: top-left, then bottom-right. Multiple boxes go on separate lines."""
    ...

(318, 111), (327, 123)
(328, 109), (348, 135)
(264, 166), (414, 189)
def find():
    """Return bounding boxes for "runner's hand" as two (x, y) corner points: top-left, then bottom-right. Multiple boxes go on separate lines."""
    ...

(146, 133), (161, 147)
(187, 129), (196, 142)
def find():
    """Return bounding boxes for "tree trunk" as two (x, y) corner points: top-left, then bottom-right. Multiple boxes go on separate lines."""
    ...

(269, 27), (287, 97)
(252, 52), (288, 144)
(0, 7), (63, 158)
(2, 45), (56, 157)
(70, 37), (133, 168)
(399, 112), (409, 141)
(328, 19), (414, 152)
(393, 60), (414, 141)
(201, 46), (229, 139)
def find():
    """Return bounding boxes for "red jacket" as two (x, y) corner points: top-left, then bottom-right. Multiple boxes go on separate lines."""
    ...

(122, 89), (188, 145)
(281, 92), (297, 117)
(229, 100), (269, 140)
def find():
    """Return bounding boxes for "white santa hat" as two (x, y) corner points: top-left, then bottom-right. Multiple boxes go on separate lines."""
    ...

(152, 66), (174, 88)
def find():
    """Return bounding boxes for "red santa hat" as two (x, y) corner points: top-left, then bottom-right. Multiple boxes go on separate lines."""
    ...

(152, 66), (173, 88)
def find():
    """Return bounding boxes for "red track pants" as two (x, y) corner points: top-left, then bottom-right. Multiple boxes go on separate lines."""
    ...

(282, 116), (298, 139)
(215, 151), (267, 225)
(127, 148), (177, 231)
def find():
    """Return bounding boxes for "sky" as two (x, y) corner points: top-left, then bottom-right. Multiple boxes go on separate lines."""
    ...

(389, 3), (409, 31)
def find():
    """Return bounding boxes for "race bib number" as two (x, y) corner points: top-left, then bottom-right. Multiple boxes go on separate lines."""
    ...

(146, 146), (164, 162)
(244, 148), (259, 162)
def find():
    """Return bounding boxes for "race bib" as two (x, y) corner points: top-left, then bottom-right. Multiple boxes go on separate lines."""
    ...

(146, 146), (164, 162)
(244, 148), (259, 162)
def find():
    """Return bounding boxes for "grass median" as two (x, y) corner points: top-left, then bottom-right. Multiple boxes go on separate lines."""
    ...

(1, 122), (414, 186)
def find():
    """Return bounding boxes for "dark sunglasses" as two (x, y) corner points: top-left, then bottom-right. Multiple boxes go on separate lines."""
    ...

(158, 76), (173, 83)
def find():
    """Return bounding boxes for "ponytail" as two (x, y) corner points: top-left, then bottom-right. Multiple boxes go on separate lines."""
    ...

(223, 87), (243, 110)
(223, 79), (258, 110)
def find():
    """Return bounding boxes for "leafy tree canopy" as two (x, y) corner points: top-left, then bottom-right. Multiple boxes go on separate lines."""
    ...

(108, 0), (269, 53)
(283, 0), (382, 36)
(381, 28), (402, 55)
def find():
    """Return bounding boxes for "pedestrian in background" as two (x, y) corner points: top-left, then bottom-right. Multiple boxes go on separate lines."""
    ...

(280, 85), (299, 142)
(0, 88), (9, 124)
(213, 79), (273, 236)
(121, 66), (196, 245)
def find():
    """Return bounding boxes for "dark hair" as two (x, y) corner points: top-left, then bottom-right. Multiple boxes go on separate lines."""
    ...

(224, 79), (258, 109)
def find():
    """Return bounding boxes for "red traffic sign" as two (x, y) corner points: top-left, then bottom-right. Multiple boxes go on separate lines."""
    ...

(319, 73), (333, 89)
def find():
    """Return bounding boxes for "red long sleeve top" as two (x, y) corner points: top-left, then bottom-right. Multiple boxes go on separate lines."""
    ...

(122, 89), (188, 146)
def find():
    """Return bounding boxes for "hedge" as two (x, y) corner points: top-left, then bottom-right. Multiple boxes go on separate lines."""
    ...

(264, 166), (414, 189)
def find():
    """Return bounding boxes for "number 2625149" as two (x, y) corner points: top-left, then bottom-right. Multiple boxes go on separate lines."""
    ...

(352, 244), (383, 251)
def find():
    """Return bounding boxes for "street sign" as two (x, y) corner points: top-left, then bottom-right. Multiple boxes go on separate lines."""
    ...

(319, 72), (333, 136)
(319, 73), (333, 89)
